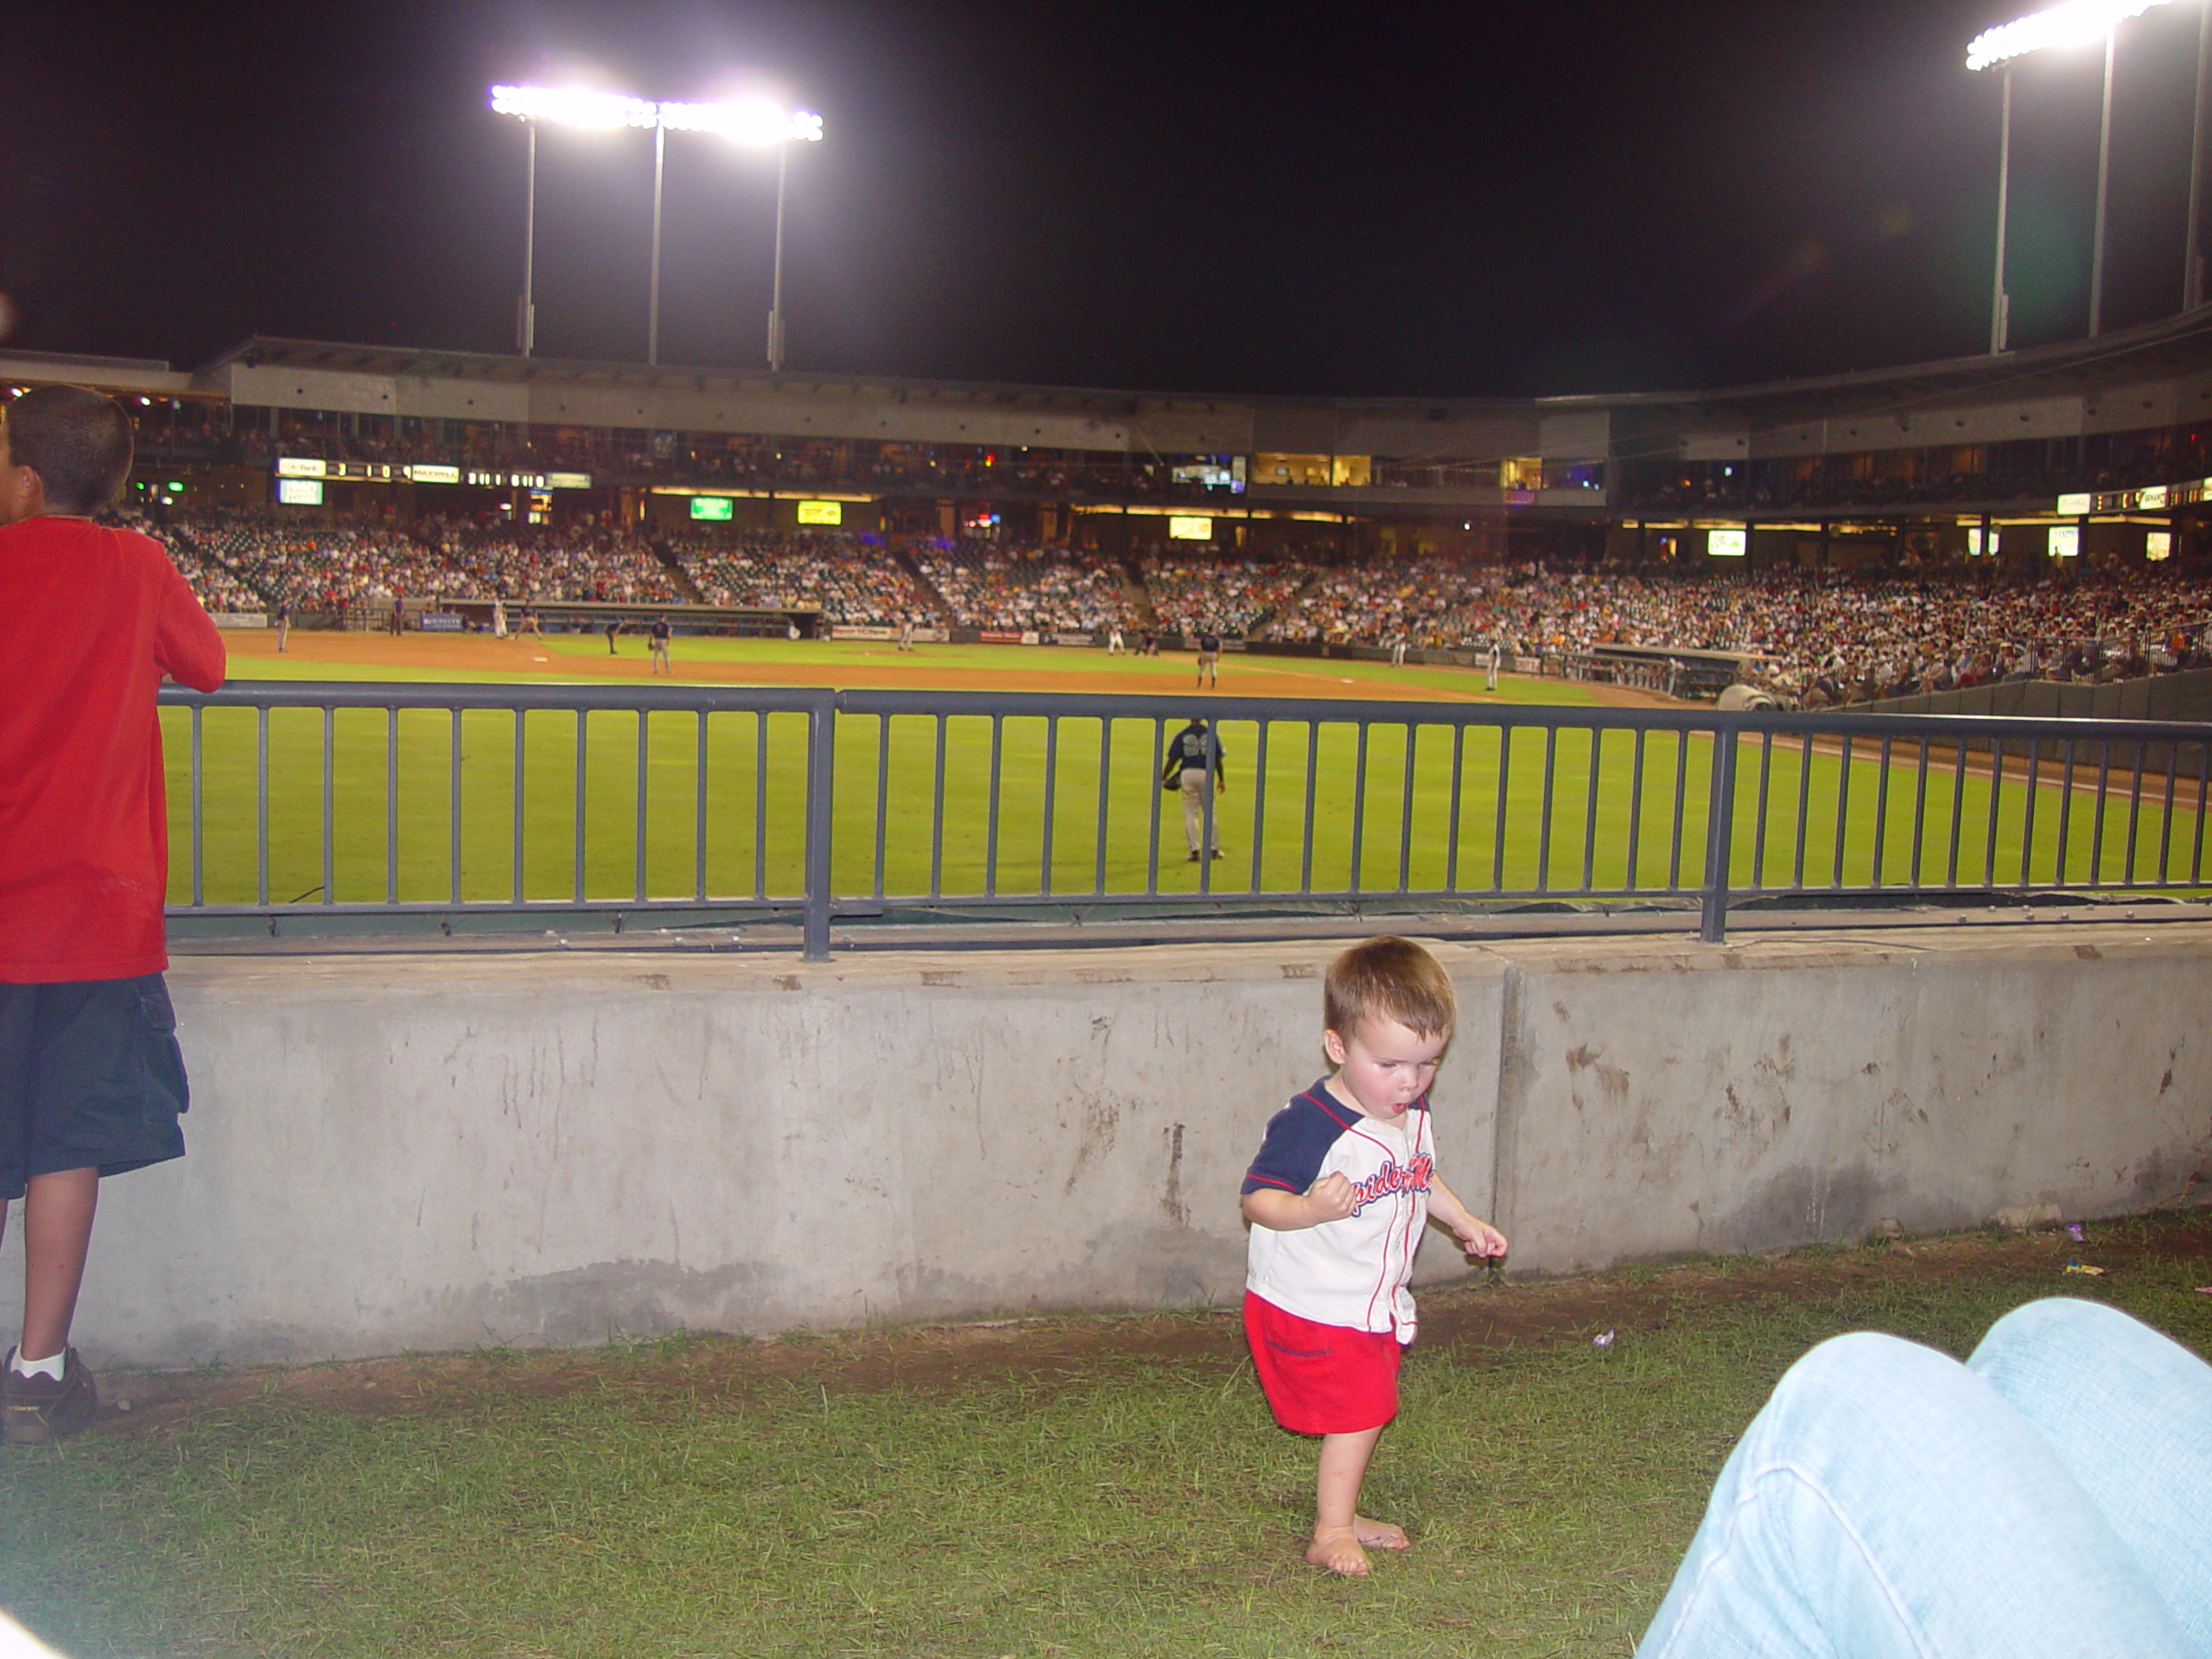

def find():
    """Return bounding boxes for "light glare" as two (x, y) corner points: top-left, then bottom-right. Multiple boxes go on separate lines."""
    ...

(1967, 0), (2170, 70)
(490, 84), (658, 127)
(492, 84), (823, 142)
(658, 98), (824, 143)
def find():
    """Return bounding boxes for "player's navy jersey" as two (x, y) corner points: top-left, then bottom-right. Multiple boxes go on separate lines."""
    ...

(1166, 722), (1221, 774)
(1242, 1078), (1434, 1343)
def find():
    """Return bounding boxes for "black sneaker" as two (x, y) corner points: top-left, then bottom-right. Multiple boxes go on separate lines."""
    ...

(3, 1347), (98, 1445)
(1186, 849), (1200, 861)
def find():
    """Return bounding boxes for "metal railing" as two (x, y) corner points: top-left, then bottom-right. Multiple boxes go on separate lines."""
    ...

(159, 682), (2212, 957)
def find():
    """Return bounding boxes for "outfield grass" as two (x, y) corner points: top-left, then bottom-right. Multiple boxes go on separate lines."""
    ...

(3, 1220), (2206, 1658)
(164, 698), (2206, 912)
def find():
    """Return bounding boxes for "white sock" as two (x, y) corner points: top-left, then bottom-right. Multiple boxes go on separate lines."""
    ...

(8, 1347), (65, 1382)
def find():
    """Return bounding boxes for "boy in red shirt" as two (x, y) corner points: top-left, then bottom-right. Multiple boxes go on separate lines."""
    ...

(0, 385), (226, 1443)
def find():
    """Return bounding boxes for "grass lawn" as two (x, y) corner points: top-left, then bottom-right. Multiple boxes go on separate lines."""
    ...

(3, 1214), (2207, 1657)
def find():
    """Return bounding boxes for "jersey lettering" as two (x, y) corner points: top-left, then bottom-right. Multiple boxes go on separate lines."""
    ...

(1348, 1153), (1432, 1217)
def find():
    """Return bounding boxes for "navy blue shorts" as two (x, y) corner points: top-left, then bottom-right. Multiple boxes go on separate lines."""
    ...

(0, 975), (190, 1200)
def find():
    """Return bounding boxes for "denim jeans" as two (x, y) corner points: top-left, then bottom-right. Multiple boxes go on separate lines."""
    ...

(1637, 1298), (2212, 1659)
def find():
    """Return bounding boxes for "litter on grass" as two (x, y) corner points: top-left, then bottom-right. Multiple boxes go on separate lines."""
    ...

(2063, 1262), (2106, 1276)
(2066, 1222), (2087, 1242)
(1592, 1329), (1616, 1349)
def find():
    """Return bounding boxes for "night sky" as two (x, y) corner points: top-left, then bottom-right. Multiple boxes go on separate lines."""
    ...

(3, 0), (2208, 400)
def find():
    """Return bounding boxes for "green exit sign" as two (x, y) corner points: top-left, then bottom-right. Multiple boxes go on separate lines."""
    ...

(690, 497), (735, 522)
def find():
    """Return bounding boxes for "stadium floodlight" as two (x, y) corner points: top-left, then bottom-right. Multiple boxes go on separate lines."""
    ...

(489, 84), (660, 128)
(656, 98), (824, 144)
(1966, 0), (2168, 70)
(489, 83), (824, 367)
(1967, 0), (2172, 343)
(489, 85), (664, 355)
(651, 99), (823, 371)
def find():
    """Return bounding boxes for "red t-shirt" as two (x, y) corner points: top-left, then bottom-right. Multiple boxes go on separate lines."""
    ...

(0, 516), (226, 982)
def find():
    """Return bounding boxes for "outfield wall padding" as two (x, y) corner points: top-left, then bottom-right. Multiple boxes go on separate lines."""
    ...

(1851, 668), (2212, 779)
(9, 925), (2209, 1366)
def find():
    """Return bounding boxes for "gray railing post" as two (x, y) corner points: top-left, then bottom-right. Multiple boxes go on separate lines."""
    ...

(1700, 722), (1740, 944)
(803, 695), (836, 960)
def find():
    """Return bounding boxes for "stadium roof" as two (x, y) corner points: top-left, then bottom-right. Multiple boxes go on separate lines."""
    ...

(190, 337), (1496, 418)
(1543, 306), (2212, 417)
(188, 306), (2212, 430)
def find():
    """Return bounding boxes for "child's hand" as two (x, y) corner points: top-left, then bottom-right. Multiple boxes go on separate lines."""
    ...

(1454, 1217), (1509, 1259)
(1304, 1173), (1357, 1224)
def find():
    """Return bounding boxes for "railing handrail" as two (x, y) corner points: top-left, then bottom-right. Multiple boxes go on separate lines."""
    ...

(157, 681), (2212, 742)
(158, 681), (2212, 958)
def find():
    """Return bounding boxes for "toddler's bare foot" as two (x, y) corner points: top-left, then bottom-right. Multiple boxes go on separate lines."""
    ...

(1306, 1524), (1371, 1576)
(1353, 1515), (1409, 1550)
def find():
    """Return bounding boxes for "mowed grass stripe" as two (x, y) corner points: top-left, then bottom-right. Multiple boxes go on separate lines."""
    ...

(162, 705), (2207, 909)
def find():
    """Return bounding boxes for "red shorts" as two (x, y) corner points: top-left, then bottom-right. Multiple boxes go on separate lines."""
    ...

(1243, 1291), (1402, 1435)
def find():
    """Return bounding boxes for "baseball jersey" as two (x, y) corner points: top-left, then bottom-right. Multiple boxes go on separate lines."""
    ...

(1242, 1079), (1435, 1343)
(1165, 721), (1222, 779)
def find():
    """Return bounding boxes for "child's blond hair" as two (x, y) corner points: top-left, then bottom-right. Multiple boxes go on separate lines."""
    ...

(1322, 936), (1456, 1042)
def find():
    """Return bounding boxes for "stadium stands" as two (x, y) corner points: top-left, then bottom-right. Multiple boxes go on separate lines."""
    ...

(45, 311), (2212, 707)
(133, 506), (2212, 706)
(910, 545), (1133, 632)
(678, 532), (937, 626)
(160, 513), (682, 608)
(1141, 552), (1313, 634)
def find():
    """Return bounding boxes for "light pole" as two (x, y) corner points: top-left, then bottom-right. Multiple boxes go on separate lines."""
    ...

(653, 99), (823, 372)
(1992, 64), (2015, 352)
(490, 86), (661, 358)
(520, 120), (537, 354)
(648, 121), (667, 364)
(2092, 22), (2117, 334)
(2188, 0), (2210, 308)
(770, 141), (791, 372)
(491, 86), (823, 367)
(1968, 0), (2173, 343)
(766, 113), (825, 371)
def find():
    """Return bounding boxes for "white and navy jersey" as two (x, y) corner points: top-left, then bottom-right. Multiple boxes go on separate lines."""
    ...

(1242, 1078), (1435, 1343)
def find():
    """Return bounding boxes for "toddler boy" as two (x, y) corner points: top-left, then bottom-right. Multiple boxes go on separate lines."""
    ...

(1239, 936), (1508, 1575)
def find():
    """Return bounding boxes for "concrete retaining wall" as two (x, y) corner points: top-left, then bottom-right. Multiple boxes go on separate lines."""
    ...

(5, 925), (2208, 1367)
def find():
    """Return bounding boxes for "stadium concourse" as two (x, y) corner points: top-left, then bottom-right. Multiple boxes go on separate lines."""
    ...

(131, 506), (2212, 705)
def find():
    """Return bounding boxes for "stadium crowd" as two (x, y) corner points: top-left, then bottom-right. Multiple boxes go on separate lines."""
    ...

(677, 533), (934, 626)
(910, 547), (1132, 632)
(1143, 553), (1314, 634)
(134, 508), (2212, 701)
(164, 514), (683, 609)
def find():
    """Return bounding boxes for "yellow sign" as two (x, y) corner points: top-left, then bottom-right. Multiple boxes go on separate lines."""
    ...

(796, 499), (842, 526)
